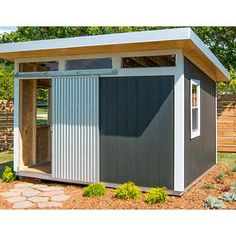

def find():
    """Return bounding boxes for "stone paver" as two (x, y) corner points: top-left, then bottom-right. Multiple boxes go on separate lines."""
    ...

(28, 196), (49, 203)
(39, 190), (64, 197)
(39, 186), (64, 192)
(37, 202), (63, 208)
(7, 196), (26, 203)
(22, 189), (41, 197)
(51, 194), (70, 202)
(14, 183), (34, 188)
(9, 187), (33, 193)
(0, 191), (21, 198)
(31, 184), (49, 190)
(13, 201), (36, 209)
(1, 182), (70, 209)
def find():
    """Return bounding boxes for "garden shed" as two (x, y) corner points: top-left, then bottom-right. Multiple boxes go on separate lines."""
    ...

(0, 28), (230, 195)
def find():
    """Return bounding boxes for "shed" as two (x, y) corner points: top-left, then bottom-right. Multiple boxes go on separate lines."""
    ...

(0, 28), (230, 195)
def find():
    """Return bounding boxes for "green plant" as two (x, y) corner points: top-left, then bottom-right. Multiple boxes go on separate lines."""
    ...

(114, 181), (142, 200)
(1, 166), (16, 182)
(83, 183), (107, 197)
(214, 173), (225, 184)
(145, 187), (168, 204)
(221, 193), (236, 202)
(203, 196), (225, 209)
(230, 166), (236, 173)
(201, 183), (215, 190)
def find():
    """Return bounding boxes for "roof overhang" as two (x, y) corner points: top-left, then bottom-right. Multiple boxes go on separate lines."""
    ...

(0, 28), (230, 82)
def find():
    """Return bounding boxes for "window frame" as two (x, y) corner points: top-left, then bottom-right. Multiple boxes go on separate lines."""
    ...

(121, 54), (176, 69)
(65, 57), (112, 70)
(190, 79), (201, 139)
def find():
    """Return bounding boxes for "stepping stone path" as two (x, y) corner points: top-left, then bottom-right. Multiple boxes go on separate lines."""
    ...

(0, 182), (70, 209)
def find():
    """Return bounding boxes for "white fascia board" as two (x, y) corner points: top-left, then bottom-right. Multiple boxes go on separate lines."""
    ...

(0, 28), (190, 53)
(189, 29), (230, 81)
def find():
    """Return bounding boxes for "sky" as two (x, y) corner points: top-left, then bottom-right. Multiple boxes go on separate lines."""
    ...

(0, 26), (17, 34)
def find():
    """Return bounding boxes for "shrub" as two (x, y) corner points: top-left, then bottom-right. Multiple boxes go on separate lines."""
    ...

(214, 173), (225, 184)
(83, 183), (107, 197)
(230, 166), (236, 173)
(145, 187), (168, 204)
(114, 181), (141, 200)
(221, 192), (236, 202)
(201, 183), (215, 190)
(203, 196), (225, 209)
(1, 166), (16, 182)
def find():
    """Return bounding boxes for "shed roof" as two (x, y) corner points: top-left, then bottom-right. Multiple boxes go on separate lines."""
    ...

(0, 28), (230, 81)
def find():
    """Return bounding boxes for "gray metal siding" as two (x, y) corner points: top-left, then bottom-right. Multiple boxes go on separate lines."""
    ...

(184, 58), (216, 188)
(52, 76), (99, 182)
(100, 76), (174, 189)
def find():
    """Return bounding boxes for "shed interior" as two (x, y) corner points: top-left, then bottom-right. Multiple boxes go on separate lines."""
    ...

(19, 79), (52, 175)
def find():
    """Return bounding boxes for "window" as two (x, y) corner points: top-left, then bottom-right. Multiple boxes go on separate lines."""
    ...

(19, 61), (58, 72)
(121, 55), (176, 68)
(191, 79), (200, 139)
(66, 58), (112, 70)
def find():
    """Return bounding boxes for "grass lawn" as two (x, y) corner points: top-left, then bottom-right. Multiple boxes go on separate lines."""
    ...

(37, 107), (48, 115)
(217, 152), (236, 169)
(0, 150), (13, 177)
(37, 107), (48, 125)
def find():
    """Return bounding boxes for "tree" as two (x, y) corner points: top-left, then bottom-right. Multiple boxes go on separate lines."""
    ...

(0, 64), (14, 100)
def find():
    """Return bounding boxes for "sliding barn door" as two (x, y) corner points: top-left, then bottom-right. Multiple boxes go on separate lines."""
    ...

(51, 76), (99, 182)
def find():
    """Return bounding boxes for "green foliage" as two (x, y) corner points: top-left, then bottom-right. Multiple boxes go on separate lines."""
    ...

(230, 166), (236, 173)
(221, 192), (236, 202)
(0, 64), (14, 100)
(145, 187), (168, 204)
(214, 173), (225, 184)
(114, 181), (142, 200)
(83, 183), (107, 197)
(1, 166), (16, 182)
(201, 183), (215, 190)
(204, 196), (225, 209)
(37, 88), (48, 104)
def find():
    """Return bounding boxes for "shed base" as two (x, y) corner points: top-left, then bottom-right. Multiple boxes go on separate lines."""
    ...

(16, 164), (215, 197)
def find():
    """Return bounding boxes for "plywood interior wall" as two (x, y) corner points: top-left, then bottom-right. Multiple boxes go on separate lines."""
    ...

(20, 80), (37, 167)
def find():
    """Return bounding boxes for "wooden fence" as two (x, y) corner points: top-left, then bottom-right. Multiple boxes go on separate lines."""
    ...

(0, 100), (14, 151)
(217, 95), (236, 152)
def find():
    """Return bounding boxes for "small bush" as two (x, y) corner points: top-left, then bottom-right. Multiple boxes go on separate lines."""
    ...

(145, 187), (168, 204)
(1, 166), (16, 182)
(204, 196), (225, 209)
(114, 181), (141, 200)
(221, 192), (236, 202)
(214, 173), (225, 184)
(230, 166), (236, 173)
(201, 183), (215, 190)
(83, 183), (107, 197)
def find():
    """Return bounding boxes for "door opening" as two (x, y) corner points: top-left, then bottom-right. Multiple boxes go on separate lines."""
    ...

(19, 79), (52, 175)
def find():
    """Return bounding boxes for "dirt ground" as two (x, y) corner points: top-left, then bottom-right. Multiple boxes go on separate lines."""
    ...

(0, 164), (236, 210)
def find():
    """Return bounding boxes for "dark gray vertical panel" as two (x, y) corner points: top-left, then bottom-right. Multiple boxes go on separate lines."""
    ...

(100, 76), (174, 189)
(99, 78), (118, 183)
(135, 77), (148, 185)
(184, 58), (216, 188)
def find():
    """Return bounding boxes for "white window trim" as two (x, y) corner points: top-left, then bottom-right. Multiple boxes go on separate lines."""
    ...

(190, 79), (201, 139)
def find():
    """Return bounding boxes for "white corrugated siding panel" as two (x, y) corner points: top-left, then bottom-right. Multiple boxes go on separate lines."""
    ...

(52, 76), (99, 182)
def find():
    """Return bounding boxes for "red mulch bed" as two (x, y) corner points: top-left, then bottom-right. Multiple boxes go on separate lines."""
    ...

(0, 165), (236, 210)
